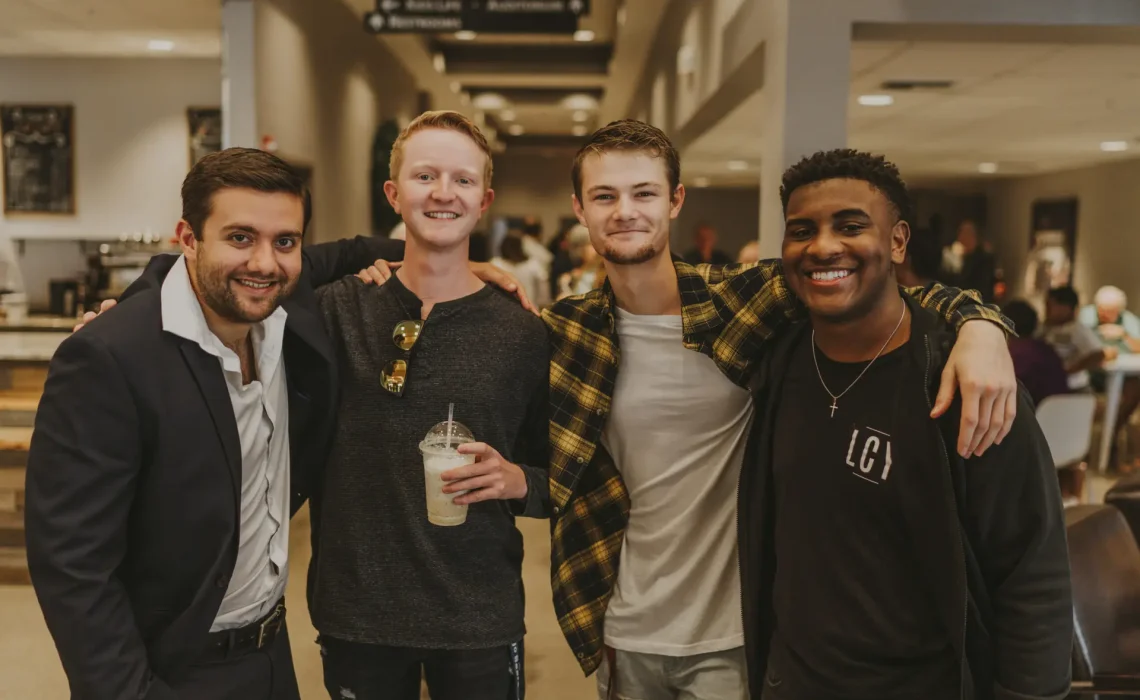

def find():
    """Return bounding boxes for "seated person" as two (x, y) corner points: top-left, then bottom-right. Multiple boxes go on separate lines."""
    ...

(1079, 284), (1140, 359)
(1003, 300), (1070, 406)
(1041, 286), (1105, 391)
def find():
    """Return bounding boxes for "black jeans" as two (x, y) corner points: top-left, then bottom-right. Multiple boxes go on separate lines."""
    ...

(319, 636), (524, 700)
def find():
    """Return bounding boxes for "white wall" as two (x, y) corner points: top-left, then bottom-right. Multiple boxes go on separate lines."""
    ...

(985, 157), (1140, 306)
(255, 0), (421, 244)
(0, 57), (222, 241)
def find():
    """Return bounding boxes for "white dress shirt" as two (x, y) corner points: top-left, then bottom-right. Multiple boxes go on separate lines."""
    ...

(160, 256), (291, 631)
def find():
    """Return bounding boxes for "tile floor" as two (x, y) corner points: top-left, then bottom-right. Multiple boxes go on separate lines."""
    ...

(0, 508), (595, 699)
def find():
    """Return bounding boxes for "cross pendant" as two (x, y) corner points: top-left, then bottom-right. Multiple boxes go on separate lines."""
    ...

(829, 399), (838, 418)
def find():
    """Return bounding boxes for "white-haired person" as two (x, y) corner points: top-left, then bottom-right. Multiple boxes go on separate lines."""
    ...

(1081, 285), (1140, 357)
(1081, 285), (1140, 470)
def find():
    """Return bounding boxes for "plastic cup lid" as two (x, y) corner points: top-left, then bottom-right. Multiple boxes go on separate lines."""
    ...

(421, 420), (474, 449)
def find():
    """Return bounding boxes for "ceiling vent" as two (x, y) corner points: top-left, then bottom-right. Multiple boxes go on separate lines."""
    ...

(880, 79), (955, 91)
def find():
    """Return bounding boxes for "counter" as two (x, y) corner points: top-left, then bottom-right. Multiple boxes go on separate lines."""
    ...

(0, 315), (76, 333)
(0, 332), (67, 362)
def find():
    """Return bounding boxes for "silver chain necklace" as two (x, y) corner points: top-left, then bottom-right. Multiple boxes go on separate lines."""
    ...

(812, 303), (907, 418)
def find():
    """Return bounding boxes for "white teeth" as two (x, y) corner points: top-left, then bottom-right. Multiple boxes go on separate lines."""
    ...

(426, 212), (459, 219)
(238, 280), (273, 289)
(810, 270), (851, 281)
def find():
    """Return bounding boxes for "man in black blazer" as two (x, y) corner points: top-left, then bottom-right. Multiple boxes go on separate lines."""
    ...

(25, 148), (416, 700)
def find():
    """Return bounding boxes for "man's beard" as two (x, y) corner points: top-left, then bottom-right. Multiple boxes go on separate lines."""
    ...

(599, 241), (659, 266)
(194, 257), (293, 324)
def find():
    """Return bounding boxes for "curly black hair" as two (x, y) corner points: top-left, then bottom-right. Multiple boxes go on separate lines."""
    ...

(779, 148), (913, 224)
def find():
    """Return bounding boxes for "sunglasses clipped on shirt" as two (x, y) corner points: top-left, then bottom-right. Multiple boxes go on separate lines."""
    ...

(381, 319), (423, 397)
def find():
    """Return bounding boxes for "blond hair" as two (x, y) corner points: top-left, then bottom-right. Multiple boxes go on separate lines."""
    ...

(389, 110), (494, 187)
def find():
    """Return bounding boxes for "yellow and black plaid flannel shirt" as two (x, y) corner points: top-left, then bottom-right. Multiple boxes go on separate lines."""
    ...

(540, 257), (1012, 675)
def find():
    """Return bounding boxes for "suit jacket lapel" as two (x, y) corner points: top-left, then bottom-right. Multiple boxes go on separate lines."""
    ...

(283, 293), (334, 367)
(179, 340), (242, 503)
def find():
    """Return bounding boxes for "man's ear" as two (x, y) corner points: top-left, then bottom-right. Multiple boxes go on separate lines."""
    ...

(571, 194), (587, 227)
(891, 219), (911, 265)
(176, 220), (198, 260)
(383, 181), (401, 214)
(669, 184), (686, 219)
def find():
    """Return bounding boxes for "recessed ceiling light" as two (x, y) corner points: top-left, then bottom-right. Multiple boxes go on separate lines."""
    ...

(857, 94), (894, 107)
(148, 40), (175, 51)
(572, 125), (588, 137)
(561, 94), (598, 111)
(508, 124), (525, 136)
(472, 93), (508, 110)
(455, 30), (477, 41)
(572, 110), (589, 122)
(978, 162), (998, 174)
(693, 177), (711, 188)
(500, 109), (516, 121)
(449, 81), (462, 93)
(573, 29), (595, 42)
(1101, 140), (1129, 152)
(727, 160), (748, 171)
(432, 53), (446, 73)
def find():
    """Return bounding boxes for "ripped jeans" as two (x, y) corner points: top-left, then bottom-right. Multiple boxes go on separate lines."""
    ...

(318, 636), (524, 700)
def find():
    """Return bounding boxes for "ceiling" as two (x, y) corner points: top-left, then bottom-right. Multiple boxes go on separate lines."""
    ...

(0, 0), (665, 149)
(359, 0), (668, 148)
(0, 0), (220, 57)
(684, 40), (1140, 187)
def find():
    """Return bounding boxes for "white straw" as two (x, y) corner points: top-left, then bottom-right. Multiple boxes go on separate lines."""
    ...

(446, 402), (455, 449)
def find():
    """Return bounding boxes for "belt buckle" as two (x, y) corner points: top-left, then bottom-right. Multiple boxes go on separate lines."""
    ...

(256, 603), (284, 649)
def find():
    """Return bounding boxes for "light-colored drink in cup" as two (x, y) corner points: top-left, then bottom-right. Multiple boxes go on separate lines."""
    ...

(420, 420), (475, 526)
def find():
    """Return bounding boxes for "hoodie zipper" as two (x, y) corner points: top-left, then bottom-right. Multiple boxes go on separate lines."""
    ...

(924, 335), (969, 700)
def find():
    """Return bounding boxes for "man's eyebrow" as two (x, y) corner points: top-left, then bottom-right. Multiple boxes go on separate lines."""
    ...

(784, 217), (814, 228)
(832, 208), (872, 220)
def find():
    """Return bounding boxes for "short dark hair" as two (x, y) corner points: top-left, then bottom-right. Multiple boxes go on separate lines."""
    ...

(499, 232), (528, 264)
(779, 148), (913, 224)
(181, 147), (311, 240)
(1047, 285), (1080, 309)
(1002, 300), (1040, 337)
(571, 120), (681, 201)
(907, 226), (942, 281)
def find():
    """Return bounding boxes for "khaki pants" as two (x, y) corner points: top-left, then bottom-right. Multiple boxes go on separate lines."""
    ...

(596, 647), (749, 700)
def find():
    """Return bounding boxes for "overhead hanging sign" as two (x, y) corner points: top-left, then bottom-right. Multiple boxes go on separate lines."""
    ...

(364, 0), (590, 34)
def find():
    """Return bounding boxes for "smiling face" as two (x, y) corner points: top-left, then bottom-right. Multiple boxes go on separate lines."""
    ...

(571, 149), (685, 266)
(180, 187), (303, 325)
(384, 127), (494, 253)
(782, 178), (909, 324)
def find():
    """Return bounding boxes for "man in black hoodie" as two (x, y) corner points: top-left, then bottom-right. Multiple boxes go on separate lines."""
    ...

(741, 149), (1073, 700)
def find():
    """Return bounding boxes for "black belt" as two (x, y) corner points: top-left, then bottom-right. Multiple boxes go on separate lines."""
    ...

(202, 599), (286, 661)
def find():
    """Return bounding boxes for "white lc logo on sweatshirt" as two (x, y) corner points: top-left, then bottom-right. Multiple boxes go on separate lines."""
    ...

(846, 426), (893, 485)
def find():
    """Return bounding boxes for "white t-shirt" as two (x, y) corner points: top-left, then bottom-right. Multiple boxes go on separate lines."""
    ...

(1041, 319), (1103, 390)
(601, 307), (754, 656)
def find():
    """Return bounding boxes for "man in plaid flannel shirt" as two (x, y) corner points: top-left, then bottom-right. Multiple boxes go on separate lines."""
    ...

(542, 120), (1017, 699)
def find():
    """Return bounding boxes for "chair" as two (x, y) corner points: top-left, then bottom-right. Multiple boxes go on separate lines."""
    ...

(1038, 394), (1098, 469)
(1065, 505), (1140, 697)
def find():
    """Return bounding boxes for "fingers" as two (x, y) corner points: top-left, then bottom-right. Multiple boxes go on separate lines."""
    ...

(970, 384), (1002, 457)
(357, 264), (391, 286)
(72, 311), (95, 332)
(931, 364), (956, 418)
(449, 475), (506, 503)
(100, 299), (117, 312)
(995, 389), (1017, 445)
(956, 386), (980, 458)
(514, 286), (539, 316)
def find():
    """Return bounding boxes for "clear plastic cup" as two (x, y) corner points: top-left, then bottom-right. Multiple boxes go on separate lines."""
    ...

(419, 420), (475, 526)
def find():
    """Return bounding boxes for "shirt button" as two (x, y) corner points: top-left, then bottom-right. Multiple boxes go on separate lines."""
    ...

(595, 408), (605, 416)
(552, 506), (561, 515)
(576, 457), (585, 464)
(577, 652), (585, 659)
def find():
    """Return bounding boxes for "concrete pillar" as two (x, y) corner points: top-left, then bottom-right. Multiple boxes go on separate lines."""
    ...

(757, 0), (851, 258)
(221, 0), (258, 148)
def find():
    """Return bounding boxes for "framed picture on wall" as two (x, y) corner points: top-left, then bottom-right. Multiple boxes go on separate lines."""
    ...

(1, 104), (76, 215)
(1024, 197), (1079, 303)
(187, 107), (222, 167)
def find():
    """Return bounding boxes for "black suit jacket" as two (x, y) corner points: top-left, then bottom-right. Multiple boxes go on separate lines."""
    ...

(25, 236), (402, 700)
